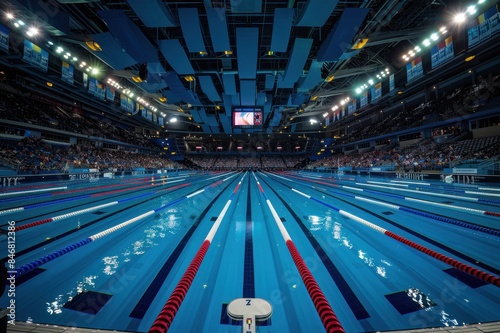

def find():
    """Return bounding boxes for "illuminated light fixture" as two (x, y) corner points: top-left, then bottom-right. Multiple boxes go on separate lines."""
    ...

(72, 57), (77, 61)
(48, 41), (53, 45)
(26, 27), (38, 37)
(478, 0), (485, 3)
(237, 146), (243, 150)
(322, 112), (329, 118)
(86, 40), (102, 51)
(91, 68), (99, 75)
(277, 146), (282, 150)
(454, 12), (466, 23)
(340, 100), (346, 105)
(170, 117), (177, 123)
(423, 39), (431, 46)
(199, 51), (208, 56)
(351, 38), (369, 50)
(325, 74), (335, 82)
(376, 75), (381, 79)
(430, 33), (439, 41)
(158, 97), (167, 103)
(184, 76), (194, 82)
(465, 55), (475, 62)
(63, 54), (69, 59)
(331, 105), (338, 111)
(17, 20), (25, 26)
(397, 91), (404, 95)
(441, 29), (448, 35)
(131, 75), (142, 83)
(224, 50), (233, 55)
(439, 26), (447, 32)
(6, 13), (14, 20)
(13, 22), (19, 28)
(56, 47), (63, 53)
(368, 79), (374, 85)
(467, 5), (477, 15)
(267, 50), (274, 56)
(215, 105), (220, 110)
(311, 95), (318, 101)
(414, 46), (421, 52)
(46, 82), (53, 87)
(80, 61), (86, 67)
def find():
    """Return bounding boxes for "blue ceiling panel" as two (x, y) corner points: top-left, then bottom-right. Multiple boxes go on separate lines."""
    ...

(265, 74), (275, 90)
(98, 10), (158, 63)
(199, 76), (221, 102)
(256, 92), (266, 105)
(190, 110), (203, 124)
(158, 39), (194, 75)
(206, 114), (219, 127)
(162, 72), (199, 105)
(240, 80), (256, 106)
(276, 73), (293, 89)
(298, 59), (323, 92)
(206, 8), (231, 52)
(269, 107), (282, 127)
(338, 49), (362, 61)
(163, 90), (181, 104)
(89, 33), (137, 69)
(236, 28), (259, 79)
(126, 0), (176, 27)
(223, 94), (233, 116)
(317, 8), (370, 62)
(220, 115), (232, 133)
(282, 38), (313, 84)
(231, 94), (241, 106)
(179, 8), (206, 53)
(15, 0), (69, 35)
(271, 8), (293, 52)
(230, 0), (262, 13)
(222, 73), (237, 95)
(295, 0), (339, 27)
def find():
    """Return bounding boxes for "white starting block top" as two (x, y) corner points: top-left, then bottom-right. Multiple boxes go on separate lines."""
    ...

(227, 298), (272, 333)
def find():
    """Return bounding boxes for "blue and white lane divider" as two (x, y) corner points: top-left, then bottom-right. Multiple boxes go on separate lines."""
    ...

(288, 186), (500, 287)
(354, 182), (500, 203)
(0, 186), (67, 197)
(274, 173), (500, 217)
(311, 186), (500, 237)
(15, 173), (237, 278)
(0, 178), (185, 217)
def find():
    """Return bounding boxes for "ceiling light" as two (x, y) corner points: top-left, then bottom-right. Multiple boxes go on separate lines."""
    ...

(6, 13), (14, 20)
(454, 13), (466, 23)
(467, 5), (477, 15)
(431, 33), (439, 41)
(91, 68), (99, 75)
(423, 39), (431, 46)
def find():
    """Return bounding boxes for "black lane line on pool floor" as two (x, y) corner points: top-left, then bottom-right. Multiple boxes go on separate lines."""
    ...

(0, 182), (205, 265)
(129, 176), (237, 319)
(243, 178), (255, 298)
(258, 174), (371, 321)
(307, 181), (500, 277)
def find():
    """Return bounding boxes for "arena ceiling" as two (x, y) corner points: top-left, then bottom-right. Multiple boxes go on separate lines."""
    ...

(1, 0), (463, 135)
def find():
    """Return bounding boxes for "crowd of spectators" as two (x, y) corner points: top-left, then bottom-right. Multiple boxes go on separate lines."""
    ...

(0, 136), (181, 174)
(338, 74), (500, 144)
(185, 154), (306, 170)
(0, 86), (158, 149)
(307, 135), (500, 172)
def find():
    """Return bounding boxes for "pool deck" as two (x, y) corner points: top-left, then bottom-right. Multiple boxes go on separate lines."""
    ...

(5, 321), (500, 333)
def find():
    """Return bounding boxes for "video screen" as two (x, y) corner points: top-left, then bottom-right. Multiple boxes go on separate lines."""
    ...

(232, 108), (262, 127)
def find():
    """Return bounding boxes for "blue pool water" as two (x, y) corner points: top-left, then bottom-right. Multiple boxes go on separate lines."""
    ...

(1, 171), (499, 332)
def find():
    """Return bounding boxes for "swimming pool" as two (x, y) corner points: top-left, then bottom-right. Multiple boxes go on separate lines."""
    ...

(1, 171), (499, 332)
